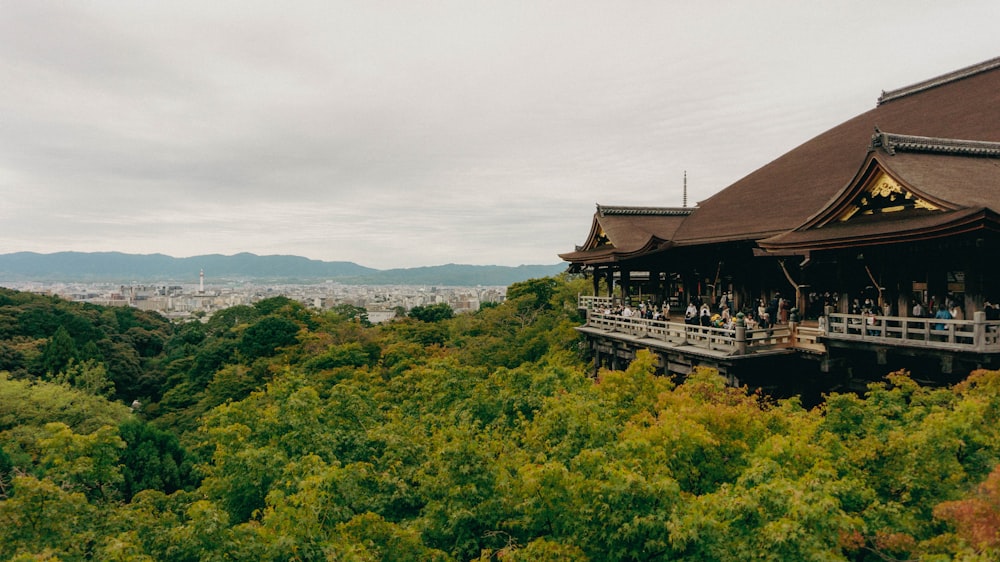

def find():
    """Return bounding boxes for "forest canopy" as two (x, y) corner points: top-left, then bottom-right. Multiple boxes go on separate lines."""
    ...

(3, 280), (1000, 561)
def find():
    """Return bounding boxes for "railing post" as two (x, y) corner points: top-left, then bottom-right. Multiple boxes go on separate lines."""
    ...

(974, 310), (987, 352)
(788, 307), (798, 347)
(735, 312), (747, 355)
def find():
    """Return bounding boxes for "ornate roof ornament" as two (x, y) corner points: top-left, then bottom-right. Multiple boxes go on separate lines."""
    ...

(870, 128), (1000, 157)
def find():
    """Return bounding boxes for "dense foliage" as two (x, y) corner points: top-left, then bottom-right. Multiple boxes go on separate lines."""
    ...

(4, 277), (1000, 560)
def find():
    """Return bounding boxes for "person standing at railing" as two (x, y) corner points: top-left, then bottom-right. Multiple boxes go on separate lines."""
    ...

(934, 303), (953, 331)
(950, 301), (964, 321)
(759, 312), (771, 329)
(767, 294), (781, 325)
(685, 301), (698, 325)
(699, 304), (712, 327)
(986, 301), (1000, 321)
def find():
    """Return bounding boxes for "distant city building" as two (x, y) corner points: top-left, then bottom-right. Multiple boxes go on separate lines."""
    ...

(4, 278), (507, 323)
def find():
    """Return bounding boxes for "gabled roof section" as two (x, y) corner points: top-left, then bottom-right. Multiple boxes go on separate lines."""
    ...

(797, 153), (956, 231)
(757, 130), (1000, 254)
(800, 130), (1000, 230)
(878, 56), (1000, 105)
(559, 204), (692, 265)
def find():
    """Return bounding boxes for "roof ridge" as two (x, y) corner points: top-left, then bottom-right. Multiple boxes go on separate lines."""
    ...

(877, 56), (1000, 105)
(597, 204), (693, 216)
(870, 129), (1000, 157)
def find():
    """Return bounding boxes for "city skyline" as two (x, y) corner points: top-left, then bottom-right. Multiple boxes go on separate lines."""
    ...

(1, 1), (997, 269)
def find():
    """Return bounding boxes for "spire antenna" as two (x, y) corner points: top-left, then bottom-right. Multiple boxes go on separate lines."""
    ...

(683, 171), (688, 208)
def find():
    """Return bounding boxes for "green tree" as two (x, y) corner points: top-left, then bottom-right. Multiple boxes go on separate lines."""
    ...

(238, 316), (301, 361)
(506, 277), (558, 310)
(118, 419), (197, 500)
(37, 422), (126, 501)
(327, 303), (372, 326)
(54, 358), (115, 398)
(205, 305), (259, 336)
(40, 325), (77, 376)
(0, 372), (131, 434)
(409, 303), (454, 323)
(0, 475), (96, 561)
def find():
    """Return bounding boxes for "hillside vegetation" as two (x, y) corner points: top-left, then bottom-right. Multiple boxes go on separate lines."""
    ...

(3, 278), (1000, 561)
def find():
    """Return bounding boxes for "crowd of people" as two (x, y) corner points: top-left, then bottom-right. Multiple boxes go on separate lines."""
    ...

(595, 289), (1000, 345)
(599, 301), (669, 322)
(599, 292), (796, 332)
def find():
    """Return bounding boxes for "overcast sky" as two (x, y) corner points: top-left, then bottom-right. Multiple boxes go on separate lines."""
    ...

(1, 1), (997, 269)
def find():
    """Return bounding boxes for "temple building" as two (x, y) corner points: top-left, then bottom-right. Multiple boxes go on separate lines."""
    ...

(561, 57), (1000, 395)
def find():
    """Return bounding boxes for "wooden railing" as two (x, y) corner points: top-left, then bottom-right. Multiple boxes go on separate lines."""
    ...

(578, 295), (616, 311)
(793, 324), (826, 354)
(824, 312), (1000, 353)
(578, 297), (1000, 356)
(584, 312), (791, 356)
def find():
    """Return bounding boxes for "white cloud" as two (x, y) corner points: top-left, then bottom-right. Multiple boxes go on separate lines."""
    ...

(1, 0), (998, 269)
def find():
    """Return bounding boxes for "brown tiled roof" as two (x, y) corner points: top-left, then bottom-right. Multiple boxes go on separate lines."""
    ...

(880, 149), (1000, 209)
(757, 136), (1000, 253)
(877, 57), (1000, 105)
(669, 56), (1000, 247)
(559, 205), (691, 265)
(791, 144), (1000, 230)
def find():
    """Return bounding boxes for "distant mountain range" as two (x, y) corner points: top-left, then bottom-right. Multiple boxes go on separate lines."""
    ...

(0, 252), (567, 286)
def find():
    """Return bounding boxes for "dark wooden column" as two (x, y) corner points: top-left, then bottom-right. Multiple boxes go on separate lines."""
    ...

(651, 269), (664, 305)
(965, 257), (984, 316)
(927, 269), (948, 311)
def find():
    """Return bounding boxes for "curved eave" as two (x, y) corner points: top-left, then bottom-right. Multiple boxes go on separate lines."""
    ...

(559, 237), (673, 266)
(757, 207), (998, 254)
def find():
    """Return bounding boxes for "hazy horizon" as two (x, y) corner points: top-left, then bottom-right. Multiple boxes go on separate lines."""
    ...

(2, 2), (997, 268)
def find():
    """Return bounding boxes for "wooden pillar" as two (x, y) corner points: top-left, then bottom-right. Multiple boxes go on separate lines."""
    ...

(592, 268), (600, 297)
(649, 268), (661, 305)
(621, 269), (631, 305)
(896, 289), (909, 319)
(605, 269), (614, 298)
(965, 258), (984, 316)
(927, 269), (947, 311)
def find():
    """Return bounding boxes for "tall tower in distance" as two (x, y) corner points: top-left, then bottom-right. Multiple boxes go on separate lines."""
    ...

(199, 269), (205, 294)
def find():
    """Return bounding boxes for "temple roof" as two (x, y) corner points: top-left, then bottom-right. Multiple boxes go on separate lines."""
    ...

(560, 56), (1000, 266)
(666, 56), (1000, 248)
(755, 132), (1000, 253)
(558, 205), (692, 265)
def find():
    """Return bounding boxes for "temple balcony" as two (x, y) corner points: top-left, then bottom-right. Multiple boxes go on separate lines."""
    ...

(576, 295), (1000, 387)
